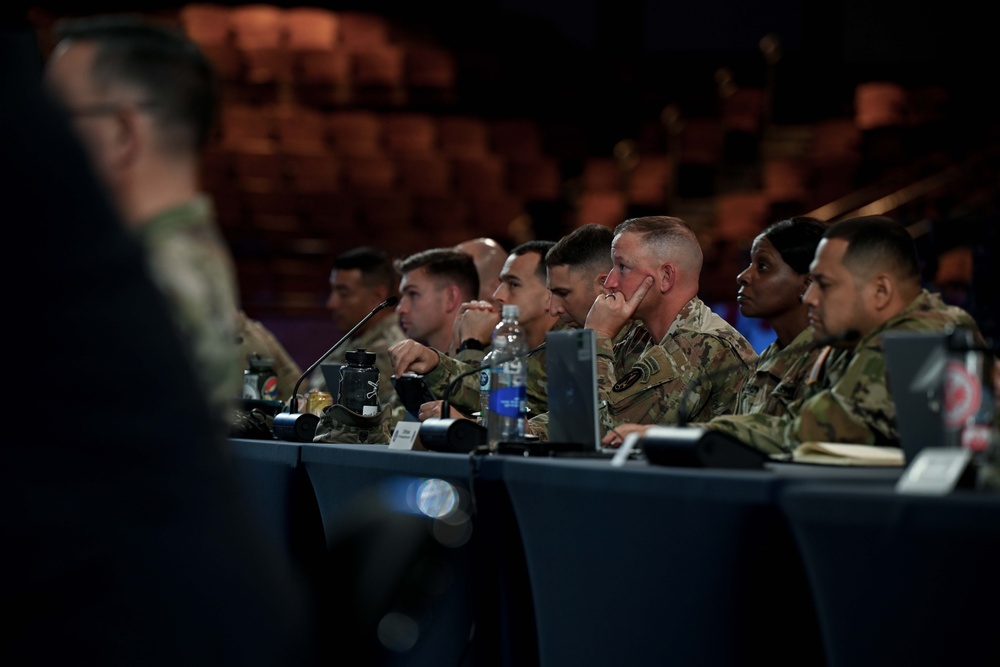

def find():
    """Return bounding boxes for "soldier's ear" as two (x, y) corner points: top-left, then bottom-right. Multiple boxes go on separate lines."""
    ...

(659, 262), (675, 293)
(870, 272), (894, 310)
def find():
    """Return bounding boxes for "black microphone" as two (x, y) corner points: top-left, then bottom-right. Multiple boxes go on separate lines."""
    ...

(273, 295), (399, 441)
(676, 328), (861, 427)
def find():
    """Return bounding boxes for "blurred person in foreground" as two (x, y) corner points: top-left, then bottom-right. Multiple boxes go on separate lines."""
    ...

(44, 14), (241, 434)
(4, 26), (316, 665)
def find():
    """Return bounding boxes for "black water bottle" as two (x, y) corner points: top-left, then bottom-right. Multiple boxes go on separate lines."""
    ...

(338, 349), (381, 416)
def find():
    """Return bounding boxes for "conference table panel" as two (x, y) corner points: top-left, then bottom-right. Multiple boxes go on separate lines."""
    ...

(299, 443), (496, 667)
(500, 457), (830, 667)
(225, 438), (327, 582)
(780, 484), (1000, 667)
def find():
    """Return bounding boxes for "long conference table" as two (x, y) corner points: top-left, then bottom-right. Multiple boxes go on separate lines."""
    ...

(226, 439), (1000, 667)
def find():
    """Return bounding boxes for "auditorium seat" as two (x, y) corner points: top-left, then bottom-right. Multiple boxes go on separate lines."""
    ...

(218, 102), (275, 152)
(452, 155), (507, 197)
(580, 157), (623, 192)
(273, 105), (330, 155)
(397, 155), (453, 197)
(179, 3), (232, 46)
(438, 116), (492, 159)
(350, 44), (406, 105)
(284, 152), (341, 194)
(230, 145), (285, 193)
(854, 81), (909, 130)
(714, 191), (770, 242)
(382, 112), (438, 156)
(490, 119), (544, 161)
(761, 156), (811, 207)
(284, 6), (338, 51)
(326, 110), (383, 157)
(403, 44), (457, 103)
(292, 48), (352, 105)
(336, 11), (390, 51)
(412, 194), (470, 230)
(627, 155), (672, 206)
(467, 193), (525, 238)
(575, 190), (627, 228)
(230, 4), (289, 86)
(506, 157), (563, 200)
(340, 154), (399, 194)
(355, 191), (413, 231)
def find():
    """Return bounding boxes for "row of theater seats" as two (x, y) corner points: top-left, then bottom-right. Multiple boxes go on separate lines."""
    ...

(179, 3), (455, 105)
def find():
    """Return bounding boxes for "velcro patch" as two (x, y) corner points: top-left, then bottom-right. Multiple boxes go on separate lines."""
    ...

(613, 369), (642, 392)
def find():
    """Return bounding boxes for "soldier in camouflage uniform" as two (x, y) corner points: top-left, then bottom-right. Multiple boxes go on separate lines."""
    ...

(731, 217), (831, 417)
(705, 216), (986, 454)
(307, 246), (405, 413)
(587, 217), (757, 442)
(389, 240), (560, 420)
(45, 16), (242, 434)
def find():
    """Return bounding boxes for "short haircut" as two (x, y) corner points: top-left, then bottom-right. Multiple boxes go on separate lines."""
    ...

(332, 246), (394, 292)
(614, 215), (703, 273)
(394, 248), (479, 301)
(545, 224), (613, 272)
(759, 216), (830, 275)
(54, 14), (218, 154)
(510, 239), (556, 282)
(823, 215), (920, 282)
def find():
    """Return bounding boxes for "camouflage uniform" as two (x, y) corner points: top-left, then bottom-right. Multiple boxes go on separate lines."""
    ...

(596, 297), (757, 434)
(732, 327), (826, 417)
(235, 312), (302, 403)
(307, 314), (406, 412)
(706, 289), (984, 454)
(135, 195), (241, 433)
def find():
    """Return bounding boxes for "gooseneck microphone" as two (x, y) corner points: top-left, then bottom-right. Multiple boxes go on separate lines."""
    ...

(676, 328), (861, 427)
(274, 295), (399, 441)
(286, 295), (399, 414)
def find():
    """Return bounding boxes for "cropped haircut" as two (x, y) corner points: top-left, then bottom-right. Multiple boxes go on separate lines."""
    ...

(54, 14), (218, 155)
(824, 215), (920, 282)
(614, 216), (703, 273)
(759, 216), (830, 275)
(510, 240), (556, 282)
(394, 248), (479, 302)
(332, 246), (395, 292)
(545, 224), (613, 272)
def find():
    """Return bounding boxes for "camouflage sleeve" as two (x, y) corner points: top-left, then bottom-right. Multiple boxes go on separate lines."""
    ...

(424, 352), (482, 413)
(789, 346), (897, 446)
(598, 333), (751, 432)
(701, 414), (790, 454)
(525, 347), (549, 418)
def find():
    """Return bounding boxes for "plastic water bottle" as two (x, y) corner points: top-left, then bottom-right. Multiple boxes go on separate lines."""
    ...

(479, 351), (492, 428)
(487, 304), (528, 451)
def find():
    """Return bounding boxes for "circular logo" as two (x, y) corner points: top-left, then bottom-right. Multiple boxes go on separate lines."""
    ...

(943, 360), (981, 427)
(261, 375), (280, 401)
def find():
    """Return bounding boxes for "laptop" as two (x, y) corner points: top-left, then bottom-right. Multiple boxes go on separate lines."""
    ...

(883, 330), (948, 462)
(545, 329), (602, 453)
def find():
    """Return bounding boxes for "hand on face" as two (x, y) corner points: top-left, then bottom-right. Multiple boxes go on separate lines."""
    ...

(585, 276), (654, 339)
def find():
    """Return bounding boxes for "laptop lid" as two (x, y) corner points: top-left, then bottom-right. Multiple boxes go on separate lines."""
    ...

(883, 330), (948, 462)
(546, 329), (600, 451)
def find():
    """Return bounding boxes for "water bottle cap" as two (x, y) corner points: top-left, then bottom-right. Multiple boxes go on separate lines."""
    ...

(345, 348), (376, 366)
(501, 304), (519, 319)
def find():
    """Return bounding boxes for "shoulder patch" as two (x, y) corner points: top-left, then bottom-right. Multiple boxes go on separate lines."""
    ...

(613, 369), (642, 392)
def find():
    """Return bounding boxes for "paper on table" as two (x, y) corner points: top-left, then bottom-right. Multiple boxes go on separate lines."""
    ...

(792, 442), (905, 466)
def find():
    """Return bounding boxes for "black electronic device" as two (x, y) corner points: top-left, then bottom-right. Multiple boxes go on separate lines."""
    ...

(392, 373), (438, 417)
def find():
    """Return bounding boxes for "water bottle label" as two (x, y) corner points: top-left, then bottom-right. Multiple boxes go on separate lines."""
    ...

(479, 368), (490, 392)
(489, 385), (526, 418)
